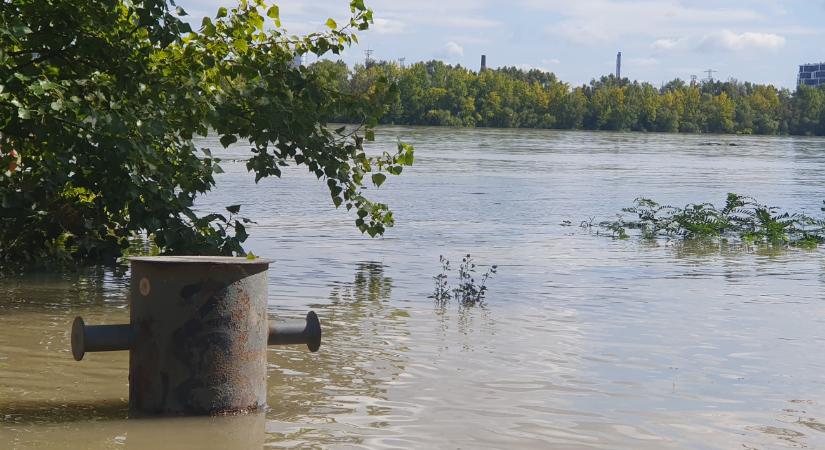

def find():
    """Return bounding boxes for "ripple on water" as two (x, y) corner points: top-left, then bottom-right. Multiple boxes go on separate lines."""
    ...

(3, 128), (825, 448)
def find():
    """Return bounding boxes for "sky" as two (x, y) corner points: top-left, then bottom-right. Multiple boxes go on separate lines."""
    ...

(176, 0), (825, 89)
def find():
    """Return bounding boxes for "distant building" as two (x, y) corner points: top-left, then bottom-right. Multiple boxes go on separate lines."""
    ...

(798, 62), (825, 87)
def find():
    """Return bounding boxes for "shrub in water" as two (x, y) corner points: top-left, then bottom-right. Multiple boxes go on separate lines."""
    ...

(431, 254), (497, 307)
(592, 193), (825, 248)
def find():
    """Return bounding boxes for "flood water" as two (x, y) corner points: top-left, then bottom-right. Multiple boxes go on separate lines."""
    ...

(3, 127), (825, 449)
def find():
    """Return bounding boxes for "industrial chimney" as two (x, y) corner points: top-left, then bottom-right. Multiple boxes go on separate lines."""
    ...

(616, 51), (622, 79)
(480, 54), (487, 72)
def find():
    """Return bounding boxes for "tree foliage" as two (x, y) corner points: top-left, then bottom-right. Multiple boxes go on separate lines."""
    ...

(0, 0), (413, 269)
(315, 59), (825, 136)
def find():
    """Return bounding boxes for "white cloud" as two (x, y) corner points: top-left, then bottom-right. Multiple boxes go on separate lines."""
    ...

(651, 39), (679, 51)
(446, 35), (492, 45)
(699, 30), (785, 52)
(627, 57), (659, 67)
(438, 41), (465, 59)
(372, 18), (406, 34)
(512, 59), (562, 73)
(531, 0), (766, 45)
(431, 17), (499, 28)
(370, 0), (500, 29)
(652, 30), (786, 54)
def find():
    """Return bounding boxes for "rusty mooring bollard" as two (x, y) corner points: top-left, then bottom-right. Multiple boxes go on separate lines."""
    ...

(70, 256), (322, 416)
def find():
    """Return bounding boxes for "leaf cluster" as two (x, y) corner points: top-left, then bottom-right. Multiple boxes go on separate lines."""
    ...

(0, 0), (411, 270)
(596, 193), (825, 248)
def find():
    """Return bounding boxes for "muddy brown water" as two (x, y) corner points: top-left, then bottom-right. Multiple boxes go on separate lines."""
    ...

(2, 127), (825, 449)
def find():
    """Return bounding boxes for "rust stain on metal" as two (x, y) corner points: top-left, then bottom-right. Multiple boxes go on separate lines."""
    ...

(72, 256), (320, 416)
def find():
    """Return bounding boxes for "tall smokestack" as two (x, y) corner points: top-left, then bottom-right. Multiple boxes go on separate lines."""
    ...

(616, 51), (621, 79)
(480, 54), (487, 72)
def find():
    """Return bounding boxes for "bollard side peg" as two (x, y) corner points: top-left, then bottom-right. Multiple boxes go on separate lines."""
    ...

(268, 311), (322, 352)
(71, 316), (134, 361)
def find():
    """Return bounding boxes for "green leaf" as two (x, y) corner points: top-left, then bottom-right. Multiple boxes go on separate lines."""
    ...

(219, 134), (237, 148)
(216, 7), (228, 18)
(201, 17), (215, 35)
(213, 164), (225, 174)
(226, 205), (241, 214)
(266, 6), (279, 19)
(234, 221), (249, 241)
(326, 18), (338, 29)
(233, 39), (249, 53)
(371, 173), (386, 187)
(404, 149), (415, 165)
(365, 129), (375, 141)
(11, 25), (32, 36)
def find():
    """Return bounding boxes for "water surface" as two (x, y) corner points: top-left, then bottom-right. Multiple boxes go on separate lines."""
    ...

(2, 128), (825, 449)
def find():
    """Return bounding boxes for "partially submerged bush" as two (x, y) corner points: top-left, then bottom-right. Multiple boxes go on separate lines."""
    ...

(430, 254), (497, 307)
(594, 193), (825, 248)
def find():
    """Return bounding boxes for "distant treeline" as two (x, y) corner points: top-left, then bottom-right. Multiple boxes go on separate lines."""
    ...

(309, 59), (825, 136)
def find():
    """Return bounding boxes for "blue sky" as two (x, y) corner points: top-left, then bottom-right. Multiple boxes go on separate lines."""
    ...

(177, 0), (825, 89)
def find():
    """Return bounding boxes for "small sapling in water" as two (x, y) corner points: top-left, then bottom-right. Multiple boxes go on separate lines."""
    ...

(430, 254), (497, 307)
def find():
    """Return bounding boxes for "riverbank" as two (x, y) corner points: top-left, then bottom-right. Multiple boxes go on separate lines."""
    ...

(314, 60), (825, 136)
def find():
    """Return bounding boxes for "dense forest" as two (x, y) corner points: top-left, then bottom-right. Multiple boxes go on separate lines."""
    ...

(310, 59), (825, 136)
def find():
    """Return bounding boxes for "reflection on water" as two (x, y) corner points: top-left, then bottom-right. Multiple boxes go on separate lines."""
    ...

(1, 407), (265, 450)
(433, 303), (497, 355)
(1, 399), (128, 426)
(3, 128), (825, 448)
(264, 262), (410, 447)
(743, 399), (825, 449)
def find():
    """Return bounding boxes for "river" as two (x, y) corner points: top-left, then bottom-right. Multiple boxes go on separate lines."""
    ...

(2, 127), (825, 449)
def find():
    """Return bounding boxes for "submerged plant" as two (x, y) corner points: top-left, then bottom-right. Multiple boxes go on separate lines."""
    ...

(430, 254), (497, 307)
(590, 193), (825, 248)
(432, 255), (451, 303)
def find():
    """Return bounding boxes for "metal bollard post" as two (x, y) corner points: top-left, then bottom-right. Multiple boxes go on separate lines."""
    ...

(70, 256), (322, 416)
